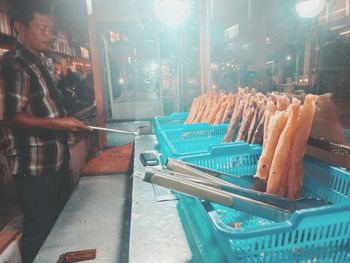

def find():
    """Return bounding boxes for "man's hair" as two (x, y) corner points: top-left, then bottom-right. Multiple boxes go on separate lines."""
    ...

(9, 0), (53, 26)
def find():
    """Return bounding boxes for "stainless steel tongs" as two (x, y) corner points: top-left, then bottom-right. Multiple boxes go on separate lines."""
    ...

(143, 170), (292, 222)
(88, 125), (150, 136)
(165, 158), (330, 211)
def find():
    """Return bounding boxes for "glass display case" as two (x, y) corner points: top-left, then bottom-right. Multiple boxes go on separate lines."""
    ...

(101, 26), (163, 120)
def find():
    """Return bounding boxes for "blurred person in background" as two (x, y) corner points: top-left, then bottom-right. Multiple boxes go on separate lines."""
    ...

(52, 54), (95, 114)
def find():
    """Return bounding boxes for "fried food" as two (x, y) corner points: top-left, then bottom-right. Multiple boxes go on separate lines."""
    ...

(287, 94), (319, 199)
(266, 102), (301, 194)
(256, 110), (288, 181)
(223, 98), (245, 142)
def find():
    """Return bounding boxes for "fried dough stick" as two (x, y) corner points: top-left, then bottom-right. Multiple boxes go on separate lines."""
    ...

(185, 97), (200, 124)
(256, 110), (288, 181)
(263, 100), (277, 146)
(266, 102), (301, 195)
(193, 95), (207, 123)
(277, 94), (290, 111)
(236, 98), (256, 142)
(251, 105), (266, 144)
(287, 94), (319, 199)
(200, 93), (216, 122)
(220, 97), (236, 124)
(207, 95), (227, 124)
(247, 99), (266, 144)
(222, 98), (245, 142)
(213, 101), (229, 124)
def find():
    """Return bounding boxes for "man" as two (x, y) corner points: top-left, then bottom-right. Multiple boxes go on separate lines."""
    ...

(52, 54), (92, 114)
(0, 1), (91, 262)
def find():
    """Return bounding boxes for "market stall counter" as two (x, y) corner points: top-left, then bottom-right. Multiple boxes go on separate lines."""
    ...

(129, 135), (192, 263)
(34, 134), (193, 263)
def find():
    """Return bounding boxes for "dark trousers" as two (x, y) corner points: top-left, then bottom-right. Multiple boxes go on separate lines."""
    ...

(13, 164), (70, 263)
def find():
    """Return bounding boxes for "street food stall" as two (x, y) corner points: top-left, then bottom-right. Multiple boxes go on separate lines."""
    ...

(1, 0), (350, 262)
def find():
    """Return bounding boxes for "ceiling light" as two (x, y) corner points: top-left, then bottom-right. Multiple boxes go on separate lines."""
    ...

(155, 0), (190, 26)
(295, 0), (326, 19)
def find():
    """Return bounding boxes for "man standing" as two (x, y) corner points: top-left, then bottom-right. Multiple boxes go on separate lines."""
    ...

(0, 1), (91, 262)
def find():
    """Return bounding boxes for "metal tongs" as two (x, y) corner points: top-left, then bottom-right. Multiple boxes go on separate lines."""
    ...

(88, 125), (150, 136)
(143, 170), (292, 222)
(166, 159), (329, 210)
(143, 158), (330, 222)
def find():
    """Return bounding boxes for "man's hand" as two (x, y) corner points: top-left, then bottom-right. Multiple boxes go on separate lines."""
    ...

(52, 116), (92, 132)
(0, 112), (92, 133)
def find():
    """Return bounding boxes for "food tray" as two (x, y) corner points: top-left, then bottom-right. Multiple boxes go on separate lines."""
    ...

(159, 124), (230, 163)
(179, 144), (350, 262)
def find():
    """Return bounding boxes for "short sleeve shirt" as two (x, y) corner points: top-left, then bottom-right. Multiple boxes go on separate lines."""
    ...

(0, 42), (67, 176)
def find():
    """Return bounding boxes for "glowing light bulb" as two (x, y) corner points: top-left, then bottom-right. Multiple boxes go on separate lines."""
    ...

(295, 0), (326, 19)
(155, 0), (190, 26)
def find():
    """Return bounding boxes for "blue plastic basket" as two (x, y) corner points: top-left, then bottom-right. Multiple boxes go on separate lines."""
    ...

(155, 123), (212, 153)
(159, 124), (230, 163)
(179, 143), (350, 262)
(177, 195), (226, 263)
(153, 112), (189, 138)
(153, 112), (219, 153)
(153, 112), (196, 150)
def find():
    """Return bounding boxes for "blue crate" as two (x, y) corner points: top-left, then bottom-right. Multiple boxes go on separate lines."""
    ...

(155, 123), (212, 153)
(178, 144), (350, 263)
(153, 112), (215, 152)
(177, 195), (227, 263)
(153, 112), (189, 138)
(153, 112), (189, 129)
(159, 124), (232, 163)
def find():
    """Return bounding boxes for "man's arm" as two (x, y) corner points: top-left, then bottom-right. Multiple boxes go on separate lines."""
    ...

(0, 112), (92, 132)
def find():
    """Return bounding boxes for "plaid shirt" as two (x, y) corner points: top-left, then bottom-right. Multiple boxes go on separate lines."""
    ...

(0, 42), (67, 176)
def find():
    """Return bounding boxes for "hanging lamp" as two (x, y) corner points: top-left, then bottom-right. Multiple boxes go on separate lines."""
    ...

(295, 0), (326, 18)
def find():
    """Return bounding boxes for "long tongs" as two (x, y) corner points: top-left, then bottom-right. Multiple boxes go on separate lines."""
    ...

(165, 158), (330, 211)
(89, 126), (137, 135)
(88, 125), (150, 136)
(143, 170), (292, 222)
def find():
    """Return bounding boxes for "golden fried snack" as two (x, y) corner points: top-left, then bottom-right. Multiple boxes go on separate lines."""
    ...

(247, 99), (265, 144)
(277, 94), (290, 111)
(223, 98), (245, 143)
(236, 102), (256, 142)
(207, 94), (228, 124)
(276, 163), (289, 197)
(193, 95), (207, 123)
(199, 98), (213, 122)
(266, 102), (301, 195)
(263, 99), (277, 146)
(251, 111), (265, 144)
(213, 101), (229, 124)
(220, 97), (236, 124)
(206, 102), (220, 124)
(256, 110), (288, 181)
(242, 93), (253, 116)
(246, 107), (259, 143)
(185, 97), (199, 124)
(287, 94), (319, 199)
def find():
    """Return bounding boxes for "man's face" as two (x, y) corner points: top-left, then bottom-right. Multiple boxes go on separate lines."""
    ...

(18, 12), (54, 54)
